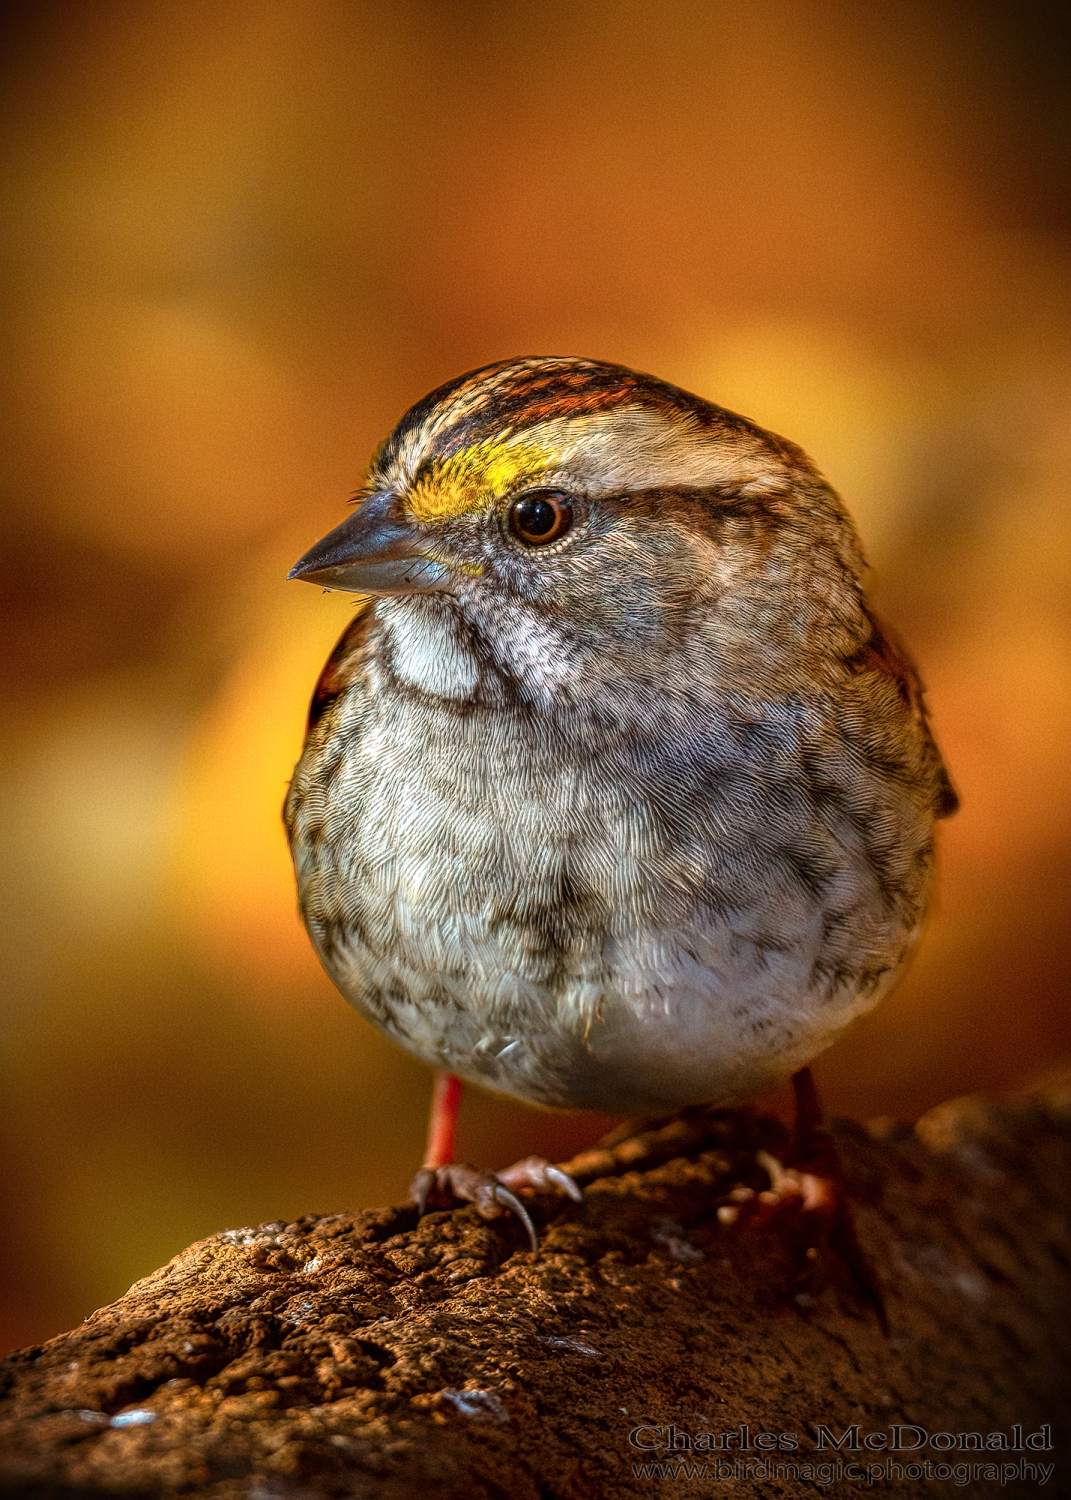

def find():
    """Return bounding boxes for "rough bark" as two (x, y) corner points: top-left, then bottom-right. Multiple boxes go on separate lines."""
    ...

(1, 1084), (1068, 1499)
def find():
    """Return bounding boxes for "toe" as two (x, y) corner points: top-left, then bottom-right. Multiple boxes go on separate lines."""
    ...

(495, 1155), (584, 1202)
(408, 1154), (582, 1256)
(409, 1166), (437, 1215)
(437, 1164), (540, 1256)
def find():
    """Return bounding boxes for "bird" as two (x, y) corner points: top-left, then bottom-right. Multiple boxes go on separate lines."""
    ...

(284, 356), (956, 1253)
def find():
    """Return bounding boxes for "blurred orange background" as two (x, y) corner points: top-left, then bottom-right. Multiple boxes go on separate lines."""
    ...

(1, 0), (1068, 1354)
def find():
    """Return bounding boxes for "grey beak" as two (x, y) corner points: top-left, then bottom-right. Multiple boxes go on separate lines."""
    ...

(288, 492), (450, 594)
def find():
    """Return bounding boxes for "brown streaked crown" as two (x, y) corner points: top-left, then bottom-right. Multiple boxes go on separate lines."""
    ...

(368, 357), (759, 490)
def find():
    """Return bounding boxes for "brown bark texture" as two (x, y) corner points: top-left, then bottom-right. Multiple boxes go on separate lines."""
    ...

(1, 1083), (1068, 1500)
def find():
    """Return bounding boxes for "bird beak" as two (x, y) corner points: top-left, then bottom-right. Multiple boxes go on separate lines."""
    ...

(287, 492), (450, 594)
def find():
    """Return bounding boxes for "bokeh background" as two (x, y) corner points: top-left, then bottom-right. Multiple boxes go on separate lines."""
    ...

(1, 0), (1068, 1354)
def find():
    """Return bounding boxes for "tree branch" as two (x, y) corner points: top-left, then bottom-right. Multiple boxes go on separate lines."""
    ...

(2, 1084), (1068, 1498)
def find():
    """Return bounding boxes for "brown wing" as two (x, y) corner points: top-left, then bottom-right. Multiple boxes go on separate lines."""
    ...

(305, 598), (376, 735)
(851, 608), (959, 819)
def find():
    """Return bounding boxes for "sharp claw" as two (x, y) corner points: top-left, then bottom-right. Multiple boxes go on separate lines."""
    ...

(409, 1167), (436, 1216)
(492, 1183), (539, 1256)
(496, 1156), (584, 1200)
(544, 1165), (583, 1202)
(410, 1156), (567, 1258)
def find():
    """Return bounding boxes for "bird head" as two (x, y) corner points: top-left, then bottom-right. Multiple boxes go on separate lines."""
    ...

(290, 357), (870, 698)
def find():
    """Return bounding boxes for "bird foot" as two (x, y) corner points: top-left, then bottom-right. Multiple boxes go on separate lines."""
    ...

(716, 1140), (887, 1331)
(715, 1148), (836, 1227)
(409, 1157), (583, 1256)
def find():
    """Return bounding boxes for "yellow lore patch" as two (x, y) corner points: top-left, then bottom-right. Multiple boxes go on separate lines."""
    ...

(406, 434), (554, 523)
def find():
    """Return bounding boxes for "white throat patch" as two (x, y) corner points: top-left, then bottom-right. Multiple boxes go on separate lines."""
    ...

(380, 600), (479, 700)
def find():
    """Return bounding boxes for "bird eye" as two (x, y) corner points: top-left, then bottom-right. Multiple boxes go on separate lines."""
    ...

(507, 490), (574, 547)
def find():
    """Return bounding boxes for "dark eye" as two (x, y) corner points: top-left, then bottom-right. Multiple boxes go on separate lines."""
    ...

(507, 490), (574, 547)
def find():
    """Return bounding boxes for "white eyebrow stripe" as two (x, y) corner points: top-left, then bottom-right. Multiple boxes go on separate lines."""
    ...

(374, 396), (796, 502)
(517, 408), (787, 496)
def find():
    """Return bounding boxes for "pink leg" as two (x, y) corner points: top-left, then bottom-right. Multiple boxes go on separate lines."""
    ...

(423, 1070), (464, 1170)
(793, 1065), (823, 1149)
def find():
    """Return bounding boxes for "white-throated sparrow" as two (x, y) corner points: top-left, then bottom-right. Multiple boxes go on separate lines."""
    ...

(285, 357), (955, 1247)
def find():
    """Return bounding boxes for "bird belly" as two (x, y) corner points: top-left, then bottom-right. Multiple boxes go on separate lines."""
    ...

(289, 686), (932, 1115)
(314, 895), (910, 1115)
